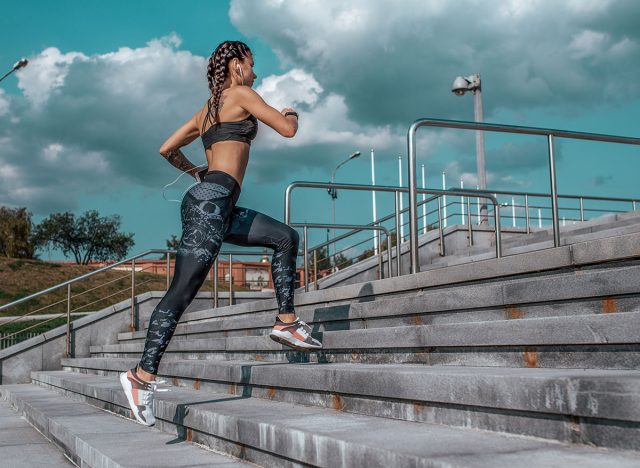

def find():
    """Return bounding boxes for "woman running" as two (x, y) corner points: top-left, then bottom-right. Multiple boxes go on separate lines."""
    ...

(120, 40), (322, 426)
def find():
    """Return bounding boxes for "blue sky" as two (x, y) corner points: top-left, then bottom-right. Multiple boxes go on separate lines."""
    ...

(1, 0), (639, 262)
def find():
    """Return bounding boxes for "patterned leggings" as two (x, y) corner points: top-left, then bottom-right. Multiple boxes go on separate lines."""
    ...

(138, 170), (299, 375)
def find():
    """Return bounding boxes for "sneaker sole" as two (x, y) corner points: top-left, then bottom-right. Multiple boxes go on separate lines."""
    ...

(119, 372), (154, 426)
(269, 330), (322, 352)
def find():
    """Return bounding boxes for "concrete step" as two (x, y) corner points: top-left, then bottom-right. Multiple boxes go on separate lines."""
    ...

(0, 398), (74, 467)
(121, 261), (640, 346)
(318, 211), (640, 288)
(29, 370), (640, 466)
(97, 312), (640, 369)
(55, 359), (640, 449)
(0, 383), (253, 467)
(137, 231), (640, 337)
(426, 220), (640, 270)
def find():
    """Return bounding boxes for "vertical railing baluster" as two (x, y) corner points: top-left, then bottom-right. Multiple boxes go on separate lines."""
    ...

(66, 283), (71, 358)
(130, 258), (136, 332)
(547, 134), (560, 247)
(228, 255), (233, 306)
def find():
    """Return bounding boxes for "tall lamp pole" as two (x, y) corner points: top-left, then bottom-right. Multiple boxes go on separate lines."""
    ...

(0, 59), (28, 83)
(328, 151), (361, 269)
(370, 149), (378, 255)
(452, 73), (487, 221)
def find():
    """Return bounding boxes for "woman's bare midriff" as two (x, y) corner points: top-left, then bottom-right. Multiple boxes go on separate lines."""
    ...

(204, 141), (250, 187)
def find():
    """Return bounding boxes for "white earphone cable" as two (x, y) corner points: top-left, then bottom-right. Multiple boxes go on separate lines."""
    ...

(162, 164), (208, 203)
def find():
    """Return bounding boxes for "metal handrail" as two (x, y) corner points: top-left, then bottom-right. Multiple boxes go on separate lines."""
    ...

(292, 178), (636, 278)
(0, 249), (171, 313)
(291, 222), (393, 292)
(285, 181), (502, 276)
(407, 118), (640, 273)
(0, 247), (274, 356)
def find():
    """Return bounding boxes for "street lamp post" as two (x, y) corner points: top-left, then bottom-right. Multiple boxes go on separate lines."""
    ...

(452, 73), (487, 221)
(371, 149), (378, 255)
(0, 58), (28, 83)
(328, 151), (361, 269)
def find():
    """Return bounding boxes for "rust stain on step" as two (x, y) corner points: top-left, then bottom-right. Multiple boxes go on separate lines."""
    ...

(505, 307), (524, 319)
(602, 297), (617, 314)
(255, 354), (265, 361)
(351, 352), (359, 361)
(412, 315), (424, 326)
(186, 427), (193, 442)
(171, 377), (179, 386)
(193, 379), (201, 390)
(413, 401), (425, 415)
(523, 348), (538, 368)
(266, 387), (277, 399)
(228, 383), (237, 394)
(331, 394), (346, 411)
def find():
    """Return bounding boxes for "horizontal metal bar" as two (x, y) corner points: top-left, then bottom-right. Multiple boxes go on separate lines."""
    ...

(410, 118), (640, 145)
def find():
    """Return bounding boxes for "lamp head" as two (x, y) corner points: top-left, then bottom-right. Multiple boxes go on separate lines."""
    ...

(451, 76), (470, 96)
(350, 151), (361, 159)
(13, 58), (28, 70)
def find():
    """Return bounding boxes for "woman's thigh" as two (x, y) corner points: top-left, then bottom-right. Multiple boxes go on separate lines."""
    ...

(224, 206), (295, 248)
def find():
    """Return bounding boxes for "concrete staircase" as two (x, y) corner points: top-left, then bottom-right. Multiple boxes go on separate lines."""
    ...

(2, 223), (640, 466)
(316, 209), (640, 288)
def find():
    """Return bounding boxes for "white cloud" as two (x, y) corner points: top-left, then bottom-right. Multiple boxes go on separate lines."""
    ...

(17, 47), (88, 107)
(0, 89), (9, 116)
(255, 69), (393, 150)
(0, 35), (208, 214)
(230, 0), (640, 125)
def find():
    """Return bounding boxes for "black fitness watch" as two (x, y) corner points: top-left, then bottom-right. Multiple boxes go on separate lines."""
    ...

(284, 111), (299, 119)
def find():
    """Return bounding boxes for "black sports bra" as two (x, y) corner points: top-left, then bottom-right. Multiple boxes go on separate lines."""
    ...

(201, 115), (258, 148)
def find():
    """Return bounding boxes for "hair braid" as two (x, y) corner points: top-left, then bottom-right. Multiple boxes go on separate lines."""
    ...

(202, 40), (251, 133)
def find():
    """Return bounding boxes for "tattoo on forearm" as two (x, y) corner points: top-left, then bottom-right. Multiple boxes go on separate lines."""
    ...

(162, 148), (196, 174)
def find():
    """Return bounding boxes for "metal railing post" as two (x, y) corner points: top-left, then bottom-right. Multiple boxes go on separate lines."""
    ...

(525, 194), (531, 234)
(66, 283), (71, 358)
(130, 258), (136, 332)
(437, 196), (445, 256)
(385, 234), (393, 279)
(228, 255), (233, 306)
(579, 197), (585, 222)
(303, 226), (309, 292)
(213, 258), (219, 308)
(495, 203), (503, 258)
(547, 135), (561, 247)
(634, 200), (637, 211)
(376, 229), (382, 279)
(467, 197), (473, 246)
(394, 191), (402, 276)
(165, 251), (171, 290)
(407, 122), (420, 274)
(313, 249), (318, 290)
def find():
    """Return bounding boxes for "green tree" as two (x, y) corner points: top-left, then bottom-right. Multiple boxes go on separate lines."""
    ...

(358, 232), (397, 261)
(32, 210), (135, 264)
(333, 252), (354, 270)
(309, 246), (331, 271)
(0, 206), (36, 259)
(166, 234), (180, 258)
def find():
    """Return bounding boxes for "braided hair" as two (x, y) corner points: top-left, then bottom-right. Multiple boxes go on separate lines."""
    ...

(202, 40), (252, 134)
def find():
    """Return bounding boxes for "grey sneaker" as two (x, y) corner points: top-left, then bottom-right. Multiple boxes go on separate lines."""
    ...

(269, 317), (323, 351)
(119, 368), (168, 426)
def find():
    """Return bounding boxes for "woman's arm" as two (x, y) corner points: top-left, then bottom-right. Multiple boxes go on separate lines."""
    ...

(159, 112), (202, 176)
(234, 87), (298, 138)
